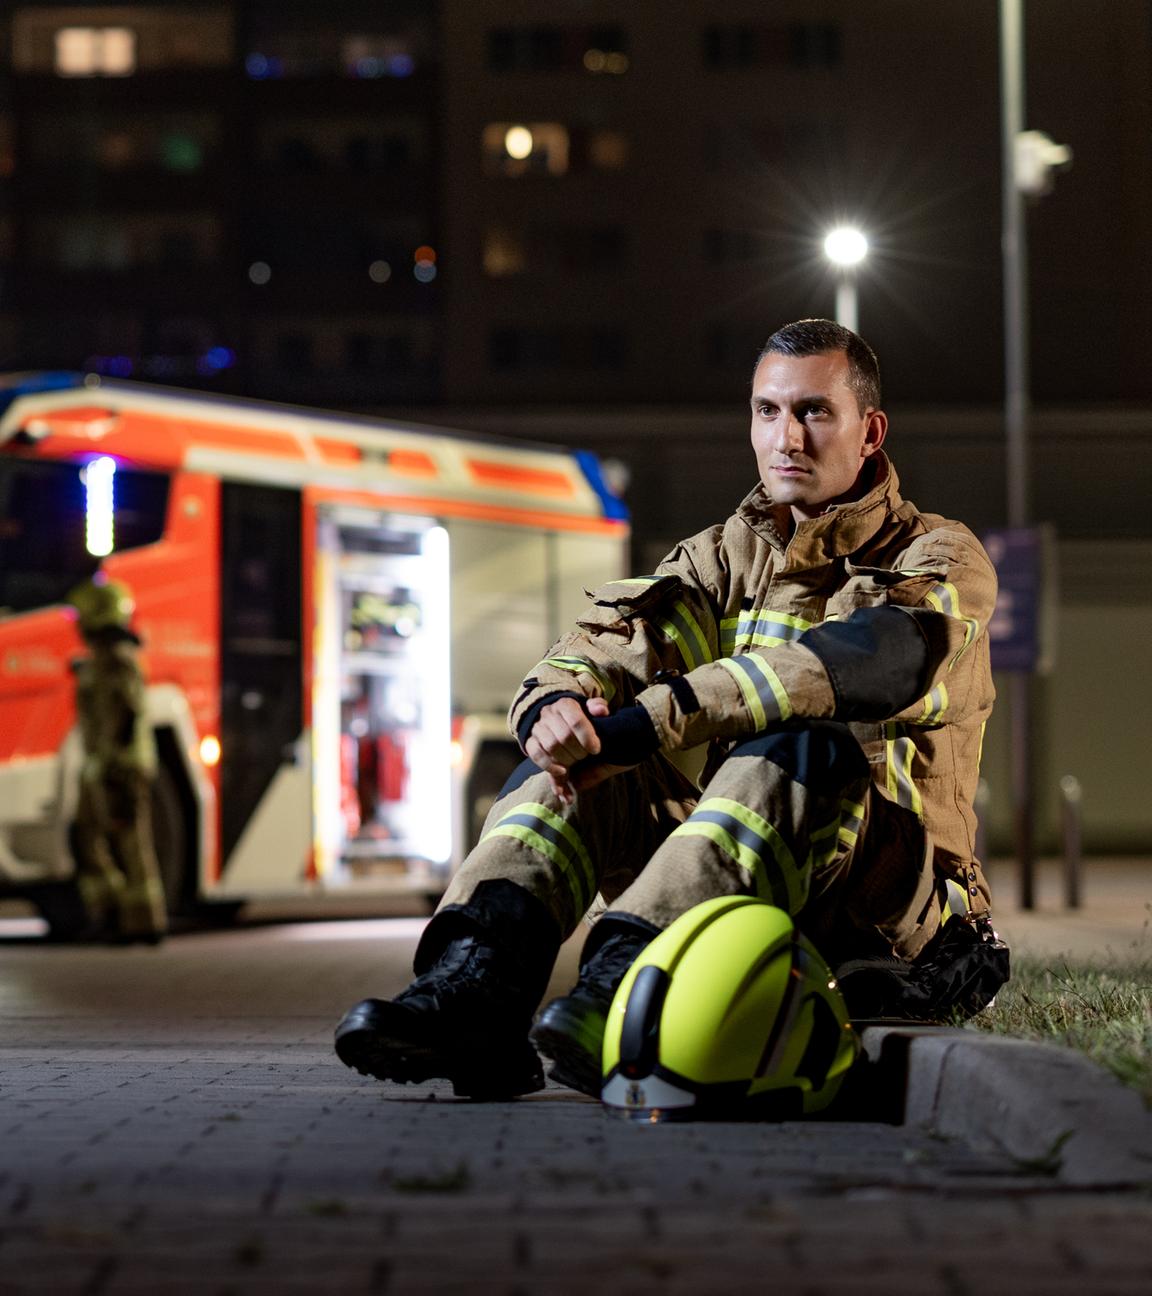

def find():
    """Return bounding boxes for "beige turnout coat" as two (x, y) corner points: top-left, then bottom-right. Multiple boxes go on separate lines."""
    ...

(509, 452), (997, 956)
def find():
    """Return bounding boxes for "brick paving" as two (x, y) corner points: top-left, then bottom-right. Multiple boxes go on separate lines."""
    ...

(1, 910), (1150, 1295)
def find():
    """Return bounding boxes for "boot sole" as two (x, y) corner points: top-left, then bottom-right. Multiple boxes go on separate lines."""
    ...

(530, 1003), (604, 1098)
(334, 1007), (544, 1099)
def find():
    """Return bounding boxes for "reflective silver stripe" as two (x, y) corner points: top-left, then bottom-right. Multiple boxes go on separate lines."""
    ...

(940, 877), (970, 926)
(654, 600), (712, 672)
(926, 581), (980, 665)
(720, 609), (812, 655)
(837, 797), (865, 850)
(885, 723), (922, 816)
(916, 683), (949, 725)
(483, 803), (594, 913)
(716, 654), (792, 729)
(670, 796), (808, 911)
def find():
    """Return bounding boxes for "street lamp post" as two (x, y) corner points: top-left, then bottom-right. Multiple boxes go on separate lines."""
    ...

(998, 0), (1072, 911)
(823, 226), (868, 332)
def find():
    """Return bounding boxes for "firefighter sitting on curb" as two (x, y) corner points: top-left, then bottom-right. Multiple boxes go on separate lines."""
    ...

(335, 318), (1009, 1100)
(67, 575), (168, 944)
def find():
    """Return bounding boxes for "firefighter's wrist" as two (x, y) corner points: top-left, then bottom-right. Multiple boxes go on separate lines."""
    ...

(515, 691), (588, 752)
(587, 705), (659, 767)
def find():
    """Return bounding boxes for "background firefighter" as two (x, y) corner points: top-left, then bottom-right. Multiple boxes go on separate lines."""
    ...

(334, 319), (1010, 1101)
(67, 576), (167, 943)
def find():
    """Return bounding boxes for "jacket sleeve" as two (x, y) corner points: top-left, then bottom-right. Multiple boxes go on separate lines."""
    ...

(632, 525), (997, 752)
(507, 530), (726, 748)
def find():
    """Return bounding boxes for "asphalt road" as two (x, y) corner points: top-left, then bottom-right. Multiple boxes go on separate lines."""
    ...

(2, 912), (1150, 1295)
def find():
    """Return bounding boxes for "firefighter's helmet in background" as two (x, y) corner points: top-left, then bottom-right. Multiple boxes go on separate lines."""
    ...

(68, 578), (136, 637)
(601, 896), (859, 1121)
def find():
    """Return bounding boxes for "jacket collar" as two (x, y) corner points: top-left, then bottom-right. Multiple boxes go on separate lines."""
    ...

(736, 451), (904, 563)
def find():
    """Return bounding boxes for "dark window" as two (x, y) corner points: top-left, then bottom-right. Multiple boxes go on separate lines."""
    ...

(344, 332), (375, 372)
(704, 228), (771, 263)
(791, 23), (840, 68)
(277, 333), (315, 373)
(0, 457), (169, 613)
(587, 327), (627, 369)
(488, 326), (627, 371)
(703, 23), (839, 69)
(488, 25), (563, 71)
(551, 224), (627, 271)
(707, 323), (758, 370)
(488, 23), (627, 71)
(381, 335), (413, 368)
(279, 136), (320, 170)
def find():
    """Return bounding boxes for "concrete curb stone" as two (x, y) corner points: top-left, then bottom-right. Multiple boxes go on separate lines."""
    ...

(861, 1025), (1152, 1187)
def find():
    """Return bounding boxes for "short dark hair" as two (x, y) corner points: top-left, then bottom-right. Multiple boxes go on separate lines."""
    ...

(757, 319), (882, 413)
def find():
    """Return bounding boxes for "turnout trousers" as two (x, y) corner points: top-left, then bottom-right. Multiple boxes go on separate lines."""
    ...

(439, 720), (939, 964)
(75, 767), (168, 939)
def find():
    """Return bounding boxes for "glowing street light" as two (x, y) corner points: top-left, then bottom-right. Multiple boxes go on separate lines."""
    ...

(822, 226), (868, 333)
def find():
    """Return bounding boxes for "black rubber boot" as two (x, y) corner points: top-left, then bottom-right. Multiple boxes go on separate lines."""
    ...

(334, 880), (561, 1099)
(530, 913), (660, 1098)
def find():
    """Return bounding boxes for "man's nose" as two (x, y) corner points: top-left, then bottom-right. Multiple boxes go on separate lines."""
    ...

(772, 414), (805, 452)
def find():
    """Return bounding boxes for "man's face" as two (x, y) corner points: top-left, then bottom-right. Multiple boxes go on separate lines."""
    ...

(749, 349), (887, 523)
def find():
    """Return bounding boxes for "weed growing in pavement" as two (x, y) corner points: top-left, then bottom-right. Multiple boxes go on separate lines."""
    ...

(969, 953), (1152, 1106)
(389, 1161), (473, 1193)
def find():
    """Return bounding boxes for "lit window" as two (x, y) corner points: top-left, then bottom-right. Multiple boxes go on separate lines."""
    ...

(55, 27), (137, 77)
(483, 228), (526, 277)
(341, 35), (416, 79)
(482, 123), (569, 177)
(588, 130), (629, 170)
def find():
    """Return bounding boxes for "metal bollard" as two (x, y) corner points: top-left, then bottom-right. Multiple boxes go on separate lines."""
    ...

(1059, 775), (1082, 909)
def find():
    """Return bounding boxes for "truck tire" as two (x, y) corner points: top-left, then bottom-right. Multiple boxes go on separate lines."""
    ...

(151, 756), (192, 921)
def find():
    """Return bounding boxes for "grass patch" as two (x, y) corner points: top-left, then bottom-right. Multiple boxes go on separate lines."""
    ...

(969, 953), (1152, 1105)
(390, 1162), (472, 1194)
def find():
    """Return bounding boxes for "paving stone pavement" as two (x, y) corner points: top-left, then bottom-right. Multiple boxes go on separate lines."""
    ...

(0, 892), (1150, 1295)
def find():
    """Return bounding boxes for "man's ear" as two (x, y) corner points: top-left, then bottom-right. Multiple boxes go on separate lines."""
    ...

(861, 409), (888, 457)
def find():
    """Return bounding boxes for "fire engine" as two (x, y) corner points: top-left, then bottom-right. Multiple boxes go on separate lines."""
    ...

(0, 372), (627, 928)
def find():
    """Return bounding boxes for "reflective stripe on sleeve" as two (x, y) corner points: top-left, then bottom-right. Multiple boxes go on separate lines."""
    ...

(670, 796), (808, 911)
(925, 581), (980, 666)
(720, 608), (812, 655)
(885, 723), (923, 817)
(483, 803), (594, 914)
(716, 654), (793, 730)
(654, 600), (713, 672)
(601, 575), (661, 590)
(542, 655), (617, 702)
(916, 682), (949, 725)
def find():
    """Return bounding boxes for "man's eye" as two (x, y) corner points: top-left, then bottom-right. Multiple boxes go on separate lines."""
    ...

(804, 405), (826, 418)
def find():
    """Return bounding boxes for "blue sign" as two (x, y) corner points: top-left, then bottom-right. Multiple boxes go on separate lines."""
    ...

(983, 527), (1049, 673)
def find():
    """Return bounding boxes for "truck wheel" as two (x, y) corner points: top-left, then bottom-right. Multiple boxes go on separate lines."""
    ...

(151, 758), (192, 920)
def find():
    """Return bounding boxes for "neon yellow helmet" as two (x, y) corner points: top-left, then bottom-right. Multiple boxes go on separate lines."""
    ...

(67, 579), (135, 634)
(601, 896), (859, 1121)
